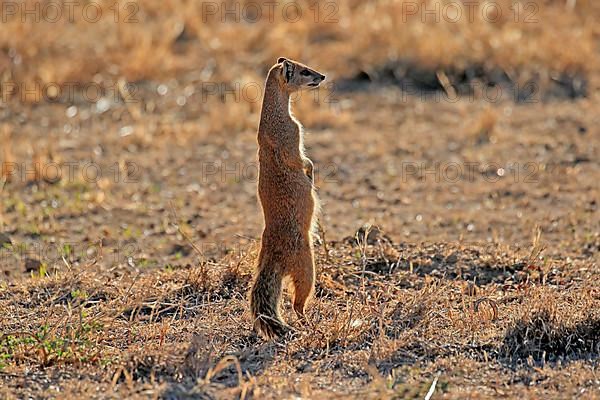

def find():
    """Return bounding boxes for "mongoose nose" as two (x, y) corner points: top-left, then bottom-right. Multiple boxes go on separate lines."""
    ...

(318, 74), (326, 81)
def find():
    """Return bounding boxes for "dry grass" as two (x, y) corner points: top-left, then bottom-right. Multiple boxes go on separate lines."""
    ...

(2, 1), (600, 100)
(1, 0), (599, 398)
(1, 236), (598, 398)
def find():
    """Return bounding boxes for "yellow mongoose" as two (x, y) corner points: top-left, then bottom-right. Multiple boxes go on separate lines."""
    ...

(250, 57), (326, 339)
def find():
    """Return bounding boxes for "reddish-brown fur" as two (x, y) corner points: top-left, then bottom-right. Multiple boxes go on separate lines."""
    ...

(249, 58), (326, 339)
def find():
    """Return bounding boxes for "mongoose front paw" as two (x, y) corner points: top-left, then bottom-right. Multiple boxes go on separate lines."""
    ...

(303, 158), (314, 183)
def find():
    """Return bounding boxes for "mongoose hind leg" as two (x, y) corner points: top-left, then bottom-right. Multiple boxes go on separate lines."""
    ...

(291, 250), (316, 319)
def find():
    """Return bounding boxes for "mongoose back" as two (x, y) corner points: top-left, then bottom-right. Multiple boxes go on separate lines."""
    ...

(250, 57), (326, 339)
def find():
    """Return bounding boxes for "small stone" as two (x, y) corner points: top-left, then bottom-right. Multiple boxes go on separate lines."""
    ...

(66, 106), (78, 118)
(347, 224), (391, 246)
(157, 84), (168, 96)
(95, 98), (111, 114)
(24, 258), (42, 273)
(445, 252), (459, 264)
(169, 244), (192, 257)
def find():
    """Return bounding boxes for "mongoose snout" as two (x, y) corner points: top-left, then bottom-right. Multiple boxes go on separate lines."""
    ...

(308, 74), (325, 87)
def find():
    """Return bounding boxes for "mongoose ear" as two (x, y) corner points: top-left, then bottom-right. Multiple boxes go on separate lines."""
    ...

(277, 57), (287, 64)
(282, 59), (294, 83)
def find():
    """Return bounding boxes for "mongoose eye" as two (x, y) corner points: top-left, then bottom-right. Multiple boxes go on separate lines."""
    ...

(300, 70), (311, 77)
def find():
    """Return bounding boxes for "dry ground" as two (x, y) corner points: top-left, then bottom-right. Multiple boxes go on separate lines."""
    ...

(1, 0), (599, 399)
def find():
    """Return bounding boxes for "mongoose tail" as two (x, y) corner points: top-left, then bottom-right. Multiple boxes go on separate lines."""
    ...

(250, 262), (290, 339)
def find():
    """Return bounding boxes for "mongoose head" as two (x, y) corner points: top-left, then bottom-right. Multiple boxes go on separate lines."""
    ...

(275, 57), (326, 92)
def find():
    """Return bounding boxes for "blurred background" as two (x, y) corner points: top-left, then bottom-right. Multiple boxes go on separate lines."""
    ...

(1, 0), (598, 261)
